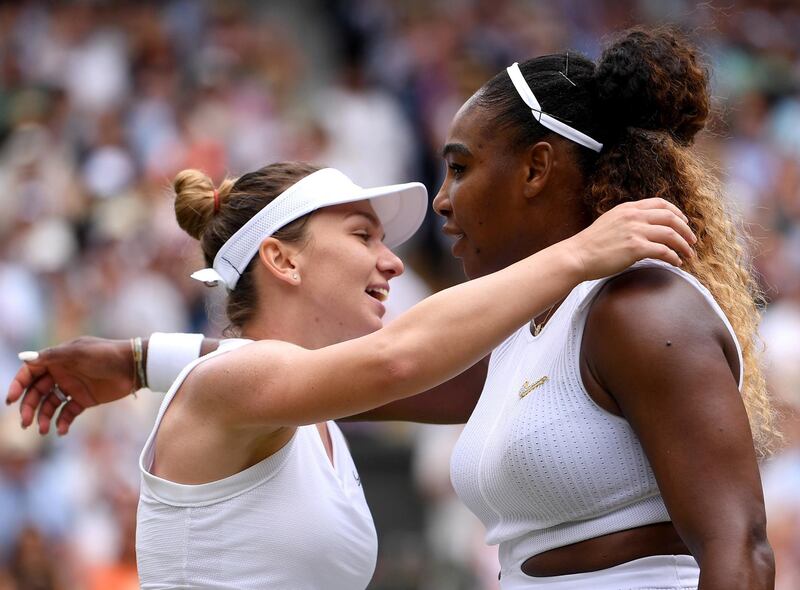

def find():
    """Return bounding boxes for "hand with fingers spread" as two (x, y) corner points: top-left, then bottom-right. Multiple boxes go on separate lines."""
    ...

(563, 198), (696, 281)
(6, 337), (135, 436)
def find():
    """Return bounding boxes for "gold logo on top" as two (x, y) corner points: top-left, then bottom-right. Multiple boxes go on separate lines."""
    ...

(519, 376), (549, 399)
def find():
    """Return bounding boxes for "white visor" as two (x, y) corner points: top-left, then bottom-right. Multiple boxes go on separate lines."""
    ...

(190, 168), (428, 290)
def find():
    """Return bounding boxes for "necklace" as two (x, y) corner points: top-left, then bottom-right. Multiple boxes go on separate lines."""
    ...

(531, 301), (560, 337)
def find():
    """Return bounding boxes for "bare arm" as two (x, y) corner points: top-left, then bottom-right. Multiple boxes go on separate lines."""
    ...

(583, 269), (774, 590)
(343, 355), (488, 424)
(9, 200), (694, 431)
(6, 336), (222, 435)
(7, 335), (485, 433)
(196, 201), (695, 427)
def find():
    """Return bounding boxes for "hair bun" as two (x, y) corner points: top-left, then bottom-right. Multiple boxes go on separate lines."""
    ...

(173, 169), (235, 240)
(594, 27), (709, 144)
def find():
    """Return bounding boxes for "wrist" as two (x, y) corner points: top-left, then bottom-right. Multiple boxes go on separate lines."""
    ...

(131, 336), (147, 392)
(548, 238), (588, 284)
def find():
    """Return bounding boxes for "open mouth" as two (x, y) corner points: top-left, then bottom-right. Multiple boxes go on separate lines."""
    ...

(366, 287), (389, 302)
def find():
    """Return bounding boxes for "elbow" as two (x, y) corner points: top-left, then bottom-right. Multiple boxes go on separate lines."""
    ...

(697, 520), (775, 587)
(749, 529), (775, 583)
(746, 513), (775, 574)
(372, 336), (421, 400)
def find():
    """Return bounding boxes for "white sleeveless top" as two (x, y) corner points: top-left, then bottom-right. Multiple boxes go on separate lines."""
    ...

(450, 260), (743, 579)
(136, 339), (378, 590)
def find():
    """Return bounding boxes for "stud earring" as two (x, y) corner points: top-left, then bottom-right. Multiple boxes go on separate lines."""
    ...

(293, 273), (299, 280)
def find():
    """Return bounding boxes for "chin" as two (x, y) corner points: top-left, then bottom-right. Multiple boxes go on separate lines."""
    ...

(365, 316), (384, 333)
(460, 257), (487, 281)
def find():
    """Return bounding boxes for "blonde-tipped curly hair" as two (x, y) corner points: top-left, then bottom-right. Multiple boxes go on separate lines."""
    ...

(587, 129), (778, 458)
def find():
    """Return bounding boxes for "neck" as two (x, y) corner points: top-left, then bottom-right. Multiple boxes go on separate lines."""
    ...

(240, 310), (343, 350)
(524, 201), (591, 329)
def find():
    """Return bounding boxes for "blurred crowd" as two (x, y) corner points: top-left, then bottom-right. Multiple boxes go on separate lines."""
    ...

(0, 1), (798, 588)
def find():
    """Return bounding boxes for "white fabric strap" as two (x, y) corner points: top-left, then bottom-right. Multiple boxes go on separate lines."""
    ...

(506, 62), (603, 153)
(146, 332), (204, 393)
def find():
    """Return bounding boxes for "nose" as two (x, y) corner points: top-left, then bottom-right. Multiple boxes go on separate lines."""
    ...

(432, 183), (451, 219)
(377, 243), (404, 278)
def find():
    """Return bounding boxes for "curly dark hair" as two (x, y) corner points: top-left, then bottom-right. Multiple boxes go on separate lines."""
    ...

(475, 26), (776, 457)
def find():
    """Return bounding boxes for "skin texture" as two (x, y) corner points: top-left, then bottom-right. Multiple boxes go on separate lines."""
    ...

(151, 200), (404, 484)
(416, 98), (769, 585)
(7, 99), (770, 587)
(151, 196), (688, 485)
(243, 201), (404, 347)
(573, 269), (773, 588)
(437, 103), (771, 587)
(434, 97), (593, 280)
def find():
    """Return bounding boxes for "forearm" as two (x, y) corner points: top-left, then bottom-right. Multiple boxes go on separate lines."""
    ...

(235, 244), (582, 425)
(343, 356), (488, 423)
(696, 540), (774, 590)
(372, 243), (582, 399)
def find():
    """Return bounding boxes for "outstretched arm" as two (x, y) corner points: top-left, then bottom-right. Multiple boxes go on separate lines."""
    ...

(195, 200), (695, 427)
(8, 335), (486, 433)
(7, 335), (219, 435)
(9, 199), (694, 431)
(582, 268), (773, 590)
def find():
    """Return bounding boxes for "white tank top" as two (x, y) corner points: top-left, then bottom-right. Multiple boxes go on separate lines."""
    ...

(137, 339), (378, 589)
(449, 260), (743, 579)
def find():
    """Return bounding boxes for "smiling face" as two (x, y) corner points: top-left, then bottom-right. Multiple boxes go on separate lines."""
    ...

(433, 98), (590, 279)
(293, 200), (404, 341)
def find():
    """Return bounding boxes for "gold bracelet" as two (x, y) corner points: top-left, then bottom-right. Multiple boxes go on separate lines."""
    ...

(131, 336), (147, 396)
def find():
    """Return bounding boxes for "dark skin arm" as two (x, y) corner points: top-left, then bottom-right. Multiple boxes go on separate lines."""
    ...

(582, 268), (774, 590)
(7, 337), (486, 434)
(344, 356), (487, 424)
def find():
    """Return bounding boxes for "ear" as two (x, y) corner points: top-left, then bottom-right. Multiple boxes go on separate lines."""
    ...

(256, 238), (301, 286)
(521, 141), (554, 201)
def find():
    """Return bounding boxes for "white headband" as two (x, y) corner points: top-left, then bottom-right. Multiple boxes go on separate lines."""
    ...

(191, 168), (428, 290)
(506, 62), (603, 153)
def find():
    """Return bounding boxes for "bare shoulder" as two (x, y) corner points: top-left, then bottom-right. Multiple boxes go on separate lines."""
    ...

(582, 266), (741, 391)
(180, 339), (304, 419)
(587, 266), (727, 338)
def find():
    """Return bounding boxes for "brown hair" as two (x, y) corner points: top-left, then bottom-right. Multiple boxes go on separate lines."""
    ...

(173, 162), (321, 334)
(477, 27), (778, 457)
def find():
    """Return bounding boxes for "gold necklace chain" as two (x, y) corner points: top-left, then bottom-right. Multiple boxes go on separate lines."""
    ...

(531, 300), (560, 337)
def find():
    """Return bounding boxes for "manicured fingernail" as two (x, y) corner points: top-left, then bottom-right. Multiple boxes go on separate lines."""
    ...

(18, 351), (39, 362)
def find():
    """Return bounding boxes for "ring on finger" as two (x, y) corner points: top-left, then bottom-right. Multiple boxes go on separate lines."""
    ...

(52, 384), (69, 404)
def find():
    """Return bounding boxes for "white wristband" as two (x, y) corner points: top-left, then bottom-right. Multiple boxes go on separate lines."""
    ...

(146, 332), (205, 393)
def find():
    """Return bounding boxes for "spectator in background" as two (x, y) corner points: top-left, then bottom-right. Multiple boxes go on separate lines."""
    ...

(0, 1), (798, 588)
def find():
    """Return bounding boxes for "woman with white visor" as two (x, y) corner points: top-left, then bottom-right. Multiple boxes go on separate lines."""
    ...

(10, 159), (693, 589)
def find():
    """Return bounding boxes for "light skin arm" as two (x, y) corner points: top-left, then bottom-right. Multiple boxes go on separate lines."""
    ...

(6, 336), (486, 433)
(8, 199), (694, 430)
(192, 201), (695, 427)
(582, 268), (774, 590)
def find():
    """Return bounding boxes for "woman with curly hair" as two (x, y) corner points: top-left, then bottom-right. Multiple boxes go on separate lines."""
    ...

(11, 27), (774, 589)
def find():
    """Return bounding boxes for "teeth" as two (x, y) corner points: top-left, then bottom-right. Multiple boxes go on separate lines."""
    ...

(367, 287), (389, 302)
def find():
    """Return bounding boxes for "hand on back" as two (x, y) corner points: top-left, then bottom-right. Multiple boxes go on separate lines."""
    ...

(6, 337), (133, 435)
